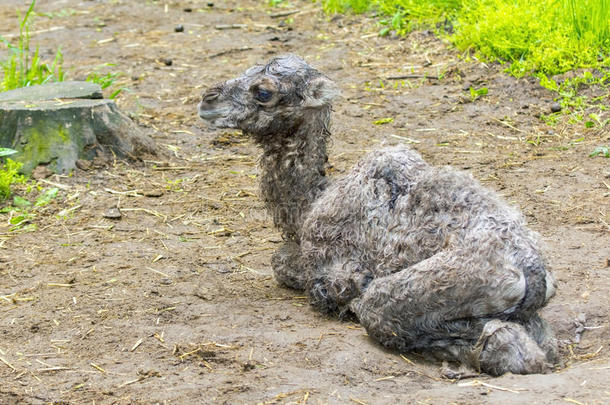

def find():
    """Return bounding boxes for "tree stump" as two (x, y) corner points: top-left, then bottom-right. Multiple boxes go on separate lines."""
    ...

(0, 81), (156, 174)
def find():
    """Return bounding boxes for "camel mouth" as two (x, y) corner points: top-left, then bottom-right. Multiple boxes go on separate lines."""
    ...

(197, 103), (238, 130)
(197, 111), (223, 129)
(197, 101), (223, 121)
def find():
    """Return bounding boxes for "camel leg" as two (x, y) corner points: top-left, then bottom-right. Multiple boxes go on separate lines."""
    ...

(350, 249), (552, 375)
(271, 241), (307, 290)
(472, 319), (551, 375)
(522, 312), (558, 363)
(308, 260), (373, 316)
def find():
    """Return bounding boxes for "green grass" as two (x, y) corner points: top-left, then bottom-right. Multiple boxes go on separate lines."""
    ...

(454, 0), (610, 77)
(0, 185), (60, 232)
(0, 157), (26, 200)
(0, 1), (123, 98)
(0, 149), (21, 200)
(468, 85), (488, 102)
(539, 69), (610, 127)
(86, 64), (126, 99)
(0, 0), (65, 92)
(321, 0), (610, 77)
(590, 145), (609, 157)
(1, 148), (61, 231)
(0, 148), (18, 158)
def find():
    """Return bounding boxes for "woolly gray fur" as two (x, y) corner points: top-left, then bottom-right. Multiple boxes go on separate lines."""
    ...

(198, 54), (558, 376)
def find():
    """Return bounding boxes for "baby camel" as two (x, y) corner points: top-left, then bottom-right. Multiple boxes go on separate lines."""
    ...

(198, 54), (557, 376)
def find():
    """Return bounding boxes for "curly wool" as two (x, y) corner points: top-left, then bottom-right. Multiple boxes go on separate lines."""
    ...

(198, 54), (558, 376)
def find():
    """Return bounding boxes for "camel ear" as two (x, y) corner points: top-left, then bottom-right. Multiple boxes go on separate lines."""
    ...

(303, 76), (339, 108)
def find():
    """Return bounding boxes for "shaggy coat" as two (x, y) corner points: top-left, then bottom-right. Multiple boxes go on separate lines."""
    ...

(198, 54), (557, 376)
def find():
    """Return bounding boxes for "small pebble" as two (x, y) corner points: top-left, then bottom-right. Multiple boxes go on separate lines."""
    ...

(174, 25), (184, 32)
(32, 165), (53, 180)
(550, 102), (562, 113)
(75, 159), (92, 171)
(160, 58), (173, 66)
(103, 207), (122, 219)
(208, 202), (222, 210)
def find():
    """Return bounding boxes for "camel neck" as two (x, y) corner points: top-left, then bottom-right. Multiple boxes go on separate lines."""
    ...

(257, 113), (331, 241)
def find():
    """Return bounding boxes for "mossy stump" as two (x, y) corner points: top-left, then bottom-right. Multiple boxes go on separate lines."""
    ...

(0, 81), (156, 174)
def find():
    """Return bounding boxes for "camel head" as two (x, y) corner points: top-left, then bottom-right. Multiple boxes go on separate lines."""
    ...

(198, 54), (338, 140)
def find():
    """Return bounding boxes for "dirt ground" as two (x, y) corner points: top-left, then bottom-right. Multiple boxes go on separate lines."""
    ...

(1, 1), (609, 404)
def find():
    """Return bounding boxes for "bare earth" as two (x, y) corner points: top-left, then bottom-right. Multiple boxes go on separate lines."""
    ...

(1, 1), (608, 404)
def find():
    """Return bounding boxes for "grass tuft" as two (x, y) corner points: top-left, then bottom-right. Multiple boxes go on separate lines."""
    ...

(454, 0), (610, 77)
(321, 0), (610, 77)
(0, 158), (26, 201)
(0, 0), (65, 92)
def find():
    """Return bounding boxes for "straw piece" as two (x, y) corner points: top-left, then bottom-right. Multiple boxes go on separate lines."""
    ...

(0, 356), (17, 372)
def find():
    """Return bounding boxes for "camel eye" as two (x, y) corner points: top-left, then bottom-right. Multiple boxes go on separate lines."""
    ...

(254, 88), (273, 103)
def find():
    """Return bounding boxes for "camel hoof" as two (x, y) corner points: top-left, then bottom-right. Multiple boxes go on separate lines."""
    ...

(475, 320), (551, 376)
